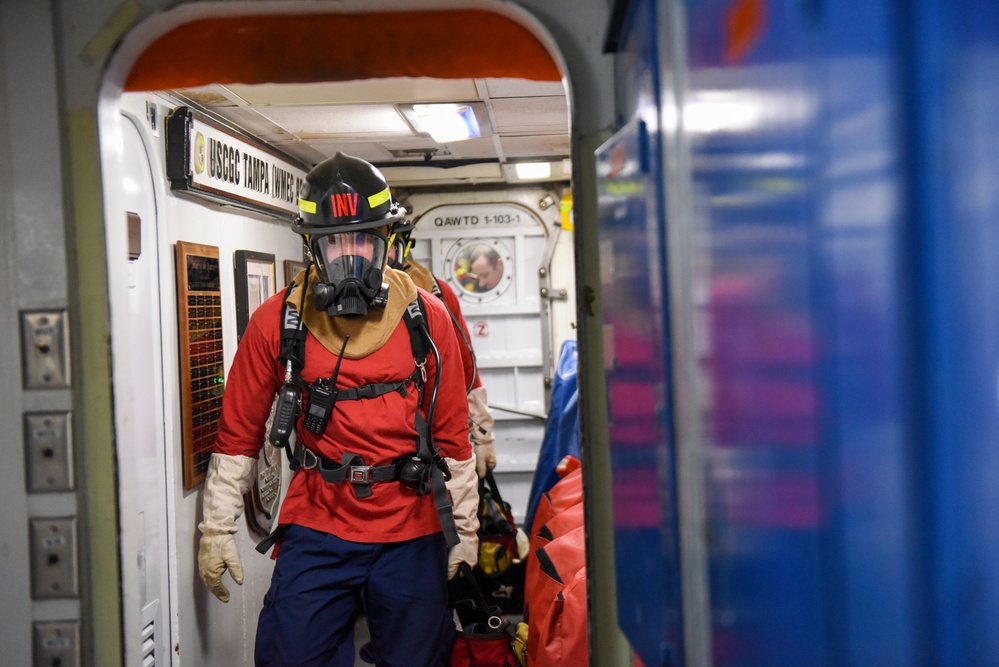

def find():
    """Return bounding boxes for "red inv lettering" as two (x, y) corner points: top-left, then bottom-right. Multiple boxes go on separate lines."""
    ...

(331, 193), (359, 217)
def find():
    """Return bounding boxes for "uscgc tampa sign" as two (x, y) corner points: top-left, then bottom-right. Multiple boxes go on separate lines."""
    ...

(166, 106), (308, 220)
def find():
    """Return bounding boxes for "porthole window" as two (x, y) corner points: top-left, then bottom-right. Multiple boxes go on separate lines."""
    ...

(445, 238), (513, 303)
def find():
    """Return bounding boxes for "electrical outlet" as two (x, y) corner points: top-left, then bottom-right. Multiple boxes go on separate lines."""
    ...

(33, 621), (80, 667)
(21, 310), (70, 389)
(30, 518), (79, 599)
(24, 412), (74, 492)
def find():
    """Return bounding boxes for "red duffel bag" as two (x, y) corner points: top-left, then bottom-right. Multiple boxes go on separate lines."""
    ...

(449, 564), (518, 667)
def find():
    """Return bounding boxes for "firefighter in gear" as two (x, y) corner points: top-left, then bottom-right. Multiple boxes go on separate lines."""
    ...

(387, 222), (497, 479)
(197, 152), (479, 666)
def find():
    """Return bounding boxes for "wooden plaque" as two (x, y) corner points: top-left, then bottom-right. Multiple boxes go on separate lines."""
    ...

(175, 241), (225, 490)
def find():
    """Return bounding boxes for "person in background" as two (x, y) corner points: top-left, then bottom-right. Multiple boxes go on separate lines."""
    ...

(469, 244), (503, 292)
(197, 152), (479, 666)
(388, 222), (497, 480)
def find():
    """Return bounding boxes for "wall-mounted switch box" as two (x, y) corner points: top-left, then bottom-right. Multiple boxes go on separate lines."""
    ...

(24, 412), (74, 492)
(30, 517), (78, 599)
(33, 621), (80, 667)
(21, 310), (70, 389)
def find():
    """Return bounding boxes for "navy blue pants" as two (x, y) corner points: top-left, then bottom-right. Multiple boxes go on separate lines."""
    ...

(255, 525), (454, 667)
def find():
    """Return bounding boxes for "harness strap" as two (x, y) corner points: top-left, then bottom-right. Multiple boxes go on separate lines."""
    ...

(432, 464), (460, 548)
(336, 370), (419, 400)
(255, 524), (287, 554)
(433, 277), (478, 392)
(429, 276), (444, 299)
(279, 273), (310, 376)
(289, 446), (396, 499)
(403, 297), (429, 362)
(414, 409), (460, 547)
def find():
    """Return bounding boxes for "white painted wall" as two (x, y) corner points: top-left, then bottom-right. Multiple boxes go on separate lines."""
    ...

(104, 91), (305, 665)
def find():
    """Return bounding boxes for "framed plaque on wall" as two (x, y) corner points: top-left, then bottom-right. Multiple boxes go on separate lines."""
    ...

(233, 248), (284, 537)
(175, 241), (225, 490)
(284, 258), (309, 288)
(234, 250), (276, 341)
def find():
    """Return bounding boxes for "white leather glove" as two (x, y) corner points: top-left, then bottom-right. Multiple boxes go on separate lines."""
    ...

(198, 453), (255, 602)
(467, 386), (496, 478)
(445, 456), (480, 579)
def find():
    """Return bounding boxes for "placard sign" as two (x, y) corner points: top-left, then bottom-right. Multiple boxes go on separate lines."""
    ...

(421, 202), (539, 229)
(166, 106), (309, 220)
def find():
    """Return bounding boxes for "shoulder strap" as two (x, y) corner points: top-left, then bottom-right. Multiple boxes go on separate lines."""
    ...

(429, 276), (444, 299)
(279, 268), (310, 377)
(433, 277), (478, 392)
(402, 293), (430, 363)
(403, 294), (433, 460)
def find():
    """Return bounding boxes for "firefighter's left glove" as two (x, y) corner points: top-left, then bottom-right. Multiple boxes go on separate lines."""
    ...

(445, 456), (480, 579)
(198, 453), (255, 602)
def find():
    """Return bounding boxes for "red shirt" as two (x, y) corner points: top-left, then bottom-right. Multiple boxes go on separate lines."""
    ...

(433, 277), (483, 392)
(214, 287), (471, 543)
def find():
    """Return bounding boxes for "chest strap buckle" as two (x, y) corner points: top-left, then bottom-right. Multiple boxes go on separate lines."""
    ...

(349, 466), (372, 484)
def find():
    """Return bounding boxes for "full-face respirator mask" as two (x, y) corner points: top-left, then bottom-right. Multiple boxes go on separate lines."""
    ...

(293, 152), (406, 318)
(309, 230), (390, 317)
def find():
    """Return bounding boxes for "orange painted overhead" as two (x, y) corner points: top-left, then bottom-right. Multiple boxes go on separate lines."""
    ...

(125, 10), (561, 90)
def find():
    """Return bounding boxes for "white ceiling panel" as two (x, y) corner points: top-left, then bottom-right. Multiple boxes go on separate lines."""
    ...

(489, 96), (568, 134)
(170, 69), (571, 186)
(226, 78), (480, 106)
(259, 104), (413, 137)
(499, 134), (571, 157)
(483, 78), (566, 98)
(304, 140), (398, 162)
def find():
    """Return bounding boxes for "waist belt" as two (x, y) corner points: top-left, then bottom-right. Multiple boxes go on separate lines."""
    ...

(289, 445), (396, 499)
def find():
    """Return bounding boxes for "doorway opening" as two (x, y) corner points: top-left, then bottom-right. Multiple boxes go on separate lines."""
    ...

(98, 4), (580, 665)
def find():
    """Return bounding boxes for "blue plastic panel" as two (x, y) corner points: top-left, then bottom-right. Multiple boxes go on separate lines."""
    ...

(683, 1), (831, 659)
(598, 2), (684, 663)
(606, 0), (999, 663)
(661, 0), (999, 663)
(909, 1), (999, 663)
(678, 0), (924, 662)
(598, 113), (682, 666)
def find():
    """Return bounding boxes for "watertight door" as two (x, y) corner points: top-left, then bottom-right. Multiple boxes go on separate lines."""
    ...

(412, 201), (550, 523)
(103, 107), (172, 666)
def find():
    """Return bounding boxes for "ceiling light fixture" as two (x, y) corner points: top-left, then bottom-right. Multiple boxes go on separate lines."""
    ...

(411, 103), (481, 143)
(515, 162), (552, 180)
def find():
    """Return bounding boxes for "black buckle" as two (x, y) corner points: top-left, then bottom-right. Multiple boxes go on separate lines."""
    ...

(349, 466), (372, 484)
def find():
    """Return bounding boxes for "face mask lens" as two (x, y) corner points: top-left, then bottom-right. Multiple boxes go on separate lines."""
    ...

(324, 232), (370, 264)
(314, 231), (387, 285)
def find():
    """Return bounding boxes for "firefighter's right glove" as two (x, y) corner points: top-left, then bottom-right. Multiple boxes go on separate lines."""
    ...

(467, 386), (496, 478)
(198, 453), (255, 602)
(445, 456), (480, 579)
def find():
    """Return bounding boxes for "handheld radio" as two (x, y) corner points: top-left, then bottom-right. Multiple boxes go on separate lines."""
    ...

(269, 360), (300, 448)
(303, 335), (349, 435)
(303, 378), (335, 433)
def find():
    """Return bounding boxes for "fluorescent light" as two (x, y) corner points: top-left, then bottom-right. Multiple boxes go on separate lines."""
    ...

(514, 162), (551, 180)
(412, 104), (481, 142)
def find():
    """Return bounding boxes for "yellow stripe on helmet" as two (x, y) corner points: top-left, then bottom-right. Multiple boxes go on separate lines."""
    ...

(298, 198), (317, 214)
(367, 188), (390, 209)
